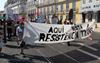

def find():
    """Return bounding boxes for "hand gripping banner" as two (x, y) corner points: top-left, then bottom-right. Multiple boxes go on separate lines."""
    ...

(23, 22), (95, 44)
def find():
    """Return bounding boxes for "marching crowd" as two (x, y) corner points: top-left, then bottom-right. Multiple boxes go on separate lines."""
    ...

(0, 17), (25, 57)
(0, 14), (93, 57)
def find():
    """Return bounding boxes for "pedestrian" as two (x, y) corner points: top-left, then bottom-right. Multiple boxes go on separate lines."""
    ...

(12, 21), (16, 36)
(51, 14), (58, 24)
(17, 22), (25, 55)
(67, 18), (73, 46)
(16, 21), (20, 45)
(0, 19), (4, 56)
(88, 18), (93, 40)
(7, 17), (13, 41)
(57, 19), (62, 24)
(64, 19), (67, 24)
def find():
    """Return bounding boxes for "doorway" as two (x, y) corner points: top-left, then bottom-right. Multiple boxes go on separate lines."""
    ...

(82, 13), (86, 23)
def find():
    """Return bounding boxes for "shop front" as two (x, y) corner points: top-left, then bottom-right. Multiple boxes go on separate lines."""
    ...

(80, 2), (100, 28)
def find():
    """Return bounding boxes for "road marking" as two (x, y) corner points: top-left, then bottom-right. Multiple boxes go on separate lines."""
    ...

(48, 45), (80, 63)
(76, 43), (98, 51)
(77, 49), (100, 60)
(28, 43), (54, 63)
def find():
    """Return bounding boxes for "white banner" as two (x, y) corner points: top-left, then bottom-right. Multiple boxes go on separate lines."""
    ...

(23, 22), (95, 44)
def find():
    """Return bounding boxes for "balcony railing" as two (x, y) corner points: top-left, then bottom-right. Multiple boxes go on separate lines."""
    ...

(51, 10), (55, 13)
(19, 7), (26, 14)
(56, 10), (58, 13)
(47, 11), (49, 13)
(73, 8), (77, 11)
(64, 9), (69, 13)
(61, 9), (63, 12)
(11, 2), (19, 7)
(39, 12), (42, 14)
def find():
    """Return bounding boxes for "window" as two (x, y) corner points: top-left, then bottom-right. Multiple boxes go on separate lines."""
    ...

(72, 1), (76, 8)
(41, 0), (42, 5)
(60, 15), (63, 21)
(44, 0), (46, 2)
(83, 0), (86, 4)
(61, 4), (63, 12)
(47, 7), (49, 13)
(48, 0), (50, 4)
(41, 8), (42, 13)
(56, 5), (58, 13)
(44, 8), (45, 13)
(89, 0), (92, 3)
(36, 1), (39, 5)
(66, 15), (69, 20)
(51, 6), (54, 12)
(72, 15), (76, 24)
(57, 0), (59, 2)
(66, 3), (69, 9)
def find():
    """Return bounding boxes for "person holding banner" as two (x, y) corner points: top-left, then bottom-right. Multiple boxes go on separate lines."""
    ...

(57, 19), (62, 24)
(0, 19), (4, 56)
(51, 14), (58, 24)
(67, 18), (73, 46)
(88, 18), (93, 40)
(17, 22), (25, 55)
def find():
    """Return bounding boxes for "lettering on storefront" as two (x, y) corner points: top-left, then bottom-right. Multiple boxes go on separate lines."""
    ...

(82, 4), (100, 10)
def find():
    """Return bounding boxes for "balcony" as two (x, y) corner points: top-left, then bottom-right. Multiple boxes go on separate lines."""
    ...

(64, 9), (69, 13)
(56, 10), (58, 13)
(39, 12), (42, 14)
(56, 0), (59, 3)
(73, 8), (77, 12)
(58, 9), (64, 13)
(51, 10), (55, 13)
(61, 9), (63, 12)
(47, 11), (49, 14)
(11, 2), (19, 7)
(19, 7), (26, 14)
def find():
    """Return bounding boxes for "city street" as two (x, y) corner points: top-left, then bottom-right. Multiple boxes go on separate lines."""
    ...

(0, 28), (100, 63)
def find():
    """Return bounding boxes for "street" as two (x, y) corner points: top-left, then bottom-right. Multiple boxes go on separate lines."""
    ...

(0, 29), (100, 63)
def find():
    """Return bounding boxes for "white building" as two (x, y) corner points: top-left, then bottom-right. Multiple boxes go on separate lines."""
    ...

(11, 0), (27, 17)
(27, 0), (38, 22)
(4, 0), (27, 19)
(80, 0), (100, 28)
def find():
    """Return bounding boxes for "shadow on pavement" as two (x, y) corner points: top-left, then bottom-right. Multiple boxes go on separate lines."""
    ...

(5, 44), (45, 49)
(0, 53), (47, 63)
(0, 53), (34, 63)
(70, 43), (81, 47)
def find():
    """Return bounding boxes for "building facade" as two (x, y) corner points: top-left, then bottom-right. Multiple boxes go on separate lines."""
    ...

(4, 0), (27, 19)
(37, 0), (56, 23)
(56, 0), (81, 24)
(27, 0), (38, 21)
(37, 0), (81, 24)
(80, 0), (100, 28)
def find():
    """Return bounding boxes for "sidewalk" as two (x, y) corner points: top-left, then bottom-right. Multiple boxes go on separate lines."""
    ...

(94, 28), (100, 33)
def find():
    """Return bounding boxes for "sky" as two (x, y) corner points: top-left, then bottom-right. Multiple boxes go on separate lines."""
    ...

(0, 0), (7, 11)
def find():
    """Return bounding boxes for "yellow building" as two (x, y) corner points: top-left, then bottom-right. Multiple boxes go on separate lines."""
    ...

(56, 0), (80, 24)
